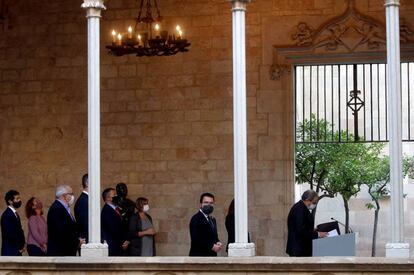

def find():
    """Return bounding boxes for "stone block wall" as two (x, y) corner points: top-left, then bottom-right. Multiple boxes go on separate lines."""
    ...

(0, 0), (413, 256)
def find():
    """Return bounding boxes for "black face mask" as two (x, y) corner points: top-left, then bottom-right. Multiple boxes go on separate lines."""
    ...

(201, 204), (214, 215)
(12, 201), (22, 209)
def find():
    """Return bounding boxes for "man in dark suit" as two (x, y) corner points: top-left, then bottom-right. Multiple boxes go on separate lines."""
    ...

(189, 192), (221, 256)
(286, 190), (328, 257)
(1, 190), (25, 256)
(74, 174), (88, 242)
(47, 185), (85, 256)
(101, 188), (129, 256)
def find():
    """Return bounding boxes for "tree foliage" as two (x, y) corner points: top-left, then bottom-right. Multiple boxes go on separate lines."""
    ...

(296, 115), (414, 256)
(297, 116), (383, 232)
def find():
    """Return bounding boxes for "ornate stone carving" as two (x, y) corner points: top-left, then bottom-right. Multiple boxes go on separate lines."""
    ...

(292, 22), (314, 46)
(270, 64), (291, 80)
(271, 0), (414, 81)
(295, 3), (387, 52)
(400, 19), (414, 43)
(81, 0), (106, 9)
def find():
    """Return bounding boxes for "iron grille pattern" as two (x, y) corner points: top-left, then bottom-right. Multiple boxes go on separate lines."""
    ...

(295, 63), (414, 143)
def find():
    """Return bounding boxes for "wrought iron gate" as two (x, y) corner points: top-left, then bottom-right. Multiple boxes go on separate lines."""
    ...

(295, 63), (414, 143)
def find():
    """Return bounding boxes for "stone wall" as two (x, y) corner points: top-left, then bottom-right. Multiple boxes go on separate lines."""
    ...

(0, 0), (413, 256)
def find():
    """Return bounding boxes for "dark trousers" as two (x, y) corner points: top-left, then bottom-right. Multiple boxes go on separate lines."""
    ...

(27, 244), (46, 256)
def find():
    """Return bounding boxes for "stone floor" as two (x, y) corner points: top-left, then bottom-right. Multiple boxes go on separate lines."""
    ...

(0, 257), (413, 274)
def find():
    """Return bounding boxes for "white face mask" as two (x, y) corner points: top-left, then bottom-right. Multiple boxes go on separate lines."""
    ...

(68, 195), (75, 206)
(307, 203), (317, 210)
(143, 204), (150, 212)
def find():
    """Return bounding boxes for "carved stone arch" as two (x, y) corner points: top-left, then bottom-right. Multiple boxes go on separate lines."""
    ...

(271, 0), (414, 80)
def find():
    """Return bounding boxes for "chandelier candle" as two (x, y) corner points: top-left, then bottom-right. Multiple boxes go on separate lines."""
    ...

(111, 30), (116, 44)
(106, 0), (190, 57)
(128, 26), (133, 39)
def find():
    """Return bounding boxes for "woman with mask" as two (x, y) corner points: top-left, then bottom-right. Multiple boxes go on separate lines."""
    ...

(25, 197), (47, 256)
(128, 197), (156, 256)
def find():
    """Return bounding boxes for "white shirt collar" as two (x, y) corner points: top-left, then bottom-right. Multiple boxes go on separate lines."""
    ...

(106, 202), (116, 210)
(199, 209), (210, 221)
(7, 205), (17, 214)
(82, 191), (89, 195)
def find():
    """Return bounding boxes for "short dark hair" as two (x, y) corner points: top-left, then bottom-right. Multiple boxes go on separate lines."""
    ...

(82, 174), (88, 189)
(200, 192), (215, 203)
(301, 190), (318, 201)
(5, 190), (19, 205)
(102, 188), (115, 201)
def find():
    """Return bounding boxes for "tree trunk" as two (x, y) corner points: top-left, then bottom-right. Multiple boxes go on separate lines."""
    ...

(343, 197), (350, 234)
(372, 200), (380, 257)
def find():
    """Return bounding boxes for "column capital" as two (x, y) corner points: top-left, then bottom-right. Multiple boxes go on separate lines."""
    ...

(81, 0), (106, 10)
(81, 0), (106, 18)
(384, 0), (400, 7)
(229, 0), (250, 11)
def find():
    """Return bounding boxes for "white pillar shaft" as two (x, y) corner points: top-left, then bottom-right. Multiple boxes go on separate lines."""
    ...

(385, 0), (404, 243)
(87, 14), (101, 244)
(232, 0), (248, 244)
(82, 1), (105, 246)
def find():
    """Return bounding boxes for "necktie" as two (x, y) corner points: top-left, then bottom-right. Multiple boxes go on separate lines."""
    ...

(207, 216), (215, 230)
(115, 207), (122, 217)
(15, 212), (20, 222)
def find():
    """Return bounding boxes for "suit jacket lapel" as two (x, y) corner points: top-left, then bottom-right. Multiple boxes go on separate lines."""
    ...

(57, 201), (74, 222)
(7, 207), (19, 224)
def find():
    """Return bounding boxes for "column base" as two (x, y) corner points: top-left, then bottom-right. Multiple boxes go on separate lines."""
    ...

(228, 242), (255, 257)
(385, 243), (410, 258)
(81, 243), (108, 258)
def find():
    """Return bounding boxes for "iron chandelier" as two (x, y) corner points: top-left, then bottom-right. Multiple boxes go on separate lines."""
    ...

(106, 0), (191, 57)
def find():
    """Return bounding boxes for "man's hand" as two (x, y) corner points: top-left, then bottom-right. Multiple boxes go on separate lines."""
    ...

(122, 240), (130, 250)
(212, 242), (222, 252)
(318, 231), (329, 238)
(19, 244), (26, 253)
(78, 238), (86, 248)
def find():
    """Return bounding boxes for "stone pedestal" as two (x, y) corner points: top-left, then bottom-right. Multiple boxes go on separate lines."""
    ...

(385, 243), (410, 258)
(81, 243), (108, 258)
(228, 243), (256, 257)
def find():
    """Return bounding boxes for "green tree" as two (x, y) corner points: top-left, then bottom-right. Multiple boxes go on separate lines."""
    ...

(365, 155), (414, 256)
(324, 135), (384, 233)
(296, 116), (382, 233)
(295, 115), (336, 217)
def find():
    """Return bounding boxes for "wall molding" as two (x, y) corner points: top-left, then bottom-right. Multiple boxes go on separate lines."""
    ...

(271, 0), (414, 80)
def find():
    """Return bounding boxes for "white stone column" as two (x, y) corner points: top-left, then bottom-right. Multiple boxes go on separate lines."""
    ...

(385, 0), (410, 258)
(81, 0), (108, 257)
(228, 0), (255, 257)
